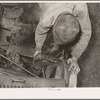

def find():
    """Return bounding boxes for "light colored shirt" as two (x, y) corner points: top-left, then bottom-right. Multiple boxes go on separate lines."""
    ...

(35, 3), (92, 59)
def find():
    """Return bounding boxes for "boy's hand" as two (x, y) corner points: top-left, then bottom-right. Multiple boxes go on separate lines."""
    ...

(67, 57), (80, 75)
(34, 51), (42, 60)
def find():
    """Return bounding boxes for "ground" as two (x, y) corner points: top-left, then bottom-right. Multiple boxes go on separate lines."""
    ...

(78, 3), (100, 87)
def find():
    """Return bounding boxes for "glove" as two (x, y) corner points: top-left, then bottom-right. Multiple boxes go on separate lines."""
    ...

(67, 56), (80, 75)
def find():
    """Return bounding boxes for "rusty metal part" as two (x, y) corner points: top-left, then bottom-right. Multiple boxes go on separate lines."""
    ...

(0, 26), (11, 31)
(3, 7), (23, 19)
(49, 66), (57, 78)
(0, 67), (28, 76)
(43, 56), (57, 64)
(41, 67), (45, 78)
(20, 53), (57, 64)
(60, 50), (70, 86)
(0, 73), (66, 88)
(0, 53), (39, 77)
(53, 51), (62, 60)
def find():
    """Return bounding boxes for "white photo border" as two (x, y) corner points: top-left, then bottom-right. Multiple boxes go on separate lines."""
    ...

(0, 1), (100, 99)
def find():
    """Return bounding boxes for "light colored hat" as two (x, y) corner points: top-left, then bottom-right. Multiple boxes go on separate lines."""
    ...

(0, 4), (4, 18)
(52, 12), (80, 45)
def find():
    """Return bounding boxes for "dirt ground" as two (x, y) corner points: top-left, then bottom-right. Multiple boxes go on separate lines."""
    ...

(78, 3), (100, 87)
(1, 3), (100, 87)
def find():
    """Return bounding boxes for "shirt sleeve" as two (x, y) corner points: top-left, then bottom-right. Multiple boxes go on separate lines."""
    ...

(35, 16), (54, 52)
(71, 4), (92, 60)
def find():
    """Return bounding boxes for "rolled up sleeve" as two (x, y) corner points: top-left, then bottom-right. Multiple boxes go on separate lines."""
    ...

(71, 4), (92, 59)
(35, 16), (54, 51)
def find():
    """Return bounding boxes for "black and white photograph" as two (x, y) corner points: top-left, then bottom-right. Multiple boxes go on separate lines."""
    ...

(0, 1), (99, 90)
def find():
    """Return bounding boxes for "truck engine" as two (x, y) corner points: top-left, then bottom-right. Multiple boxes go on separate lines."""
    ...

(0, 3), (76, 88)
